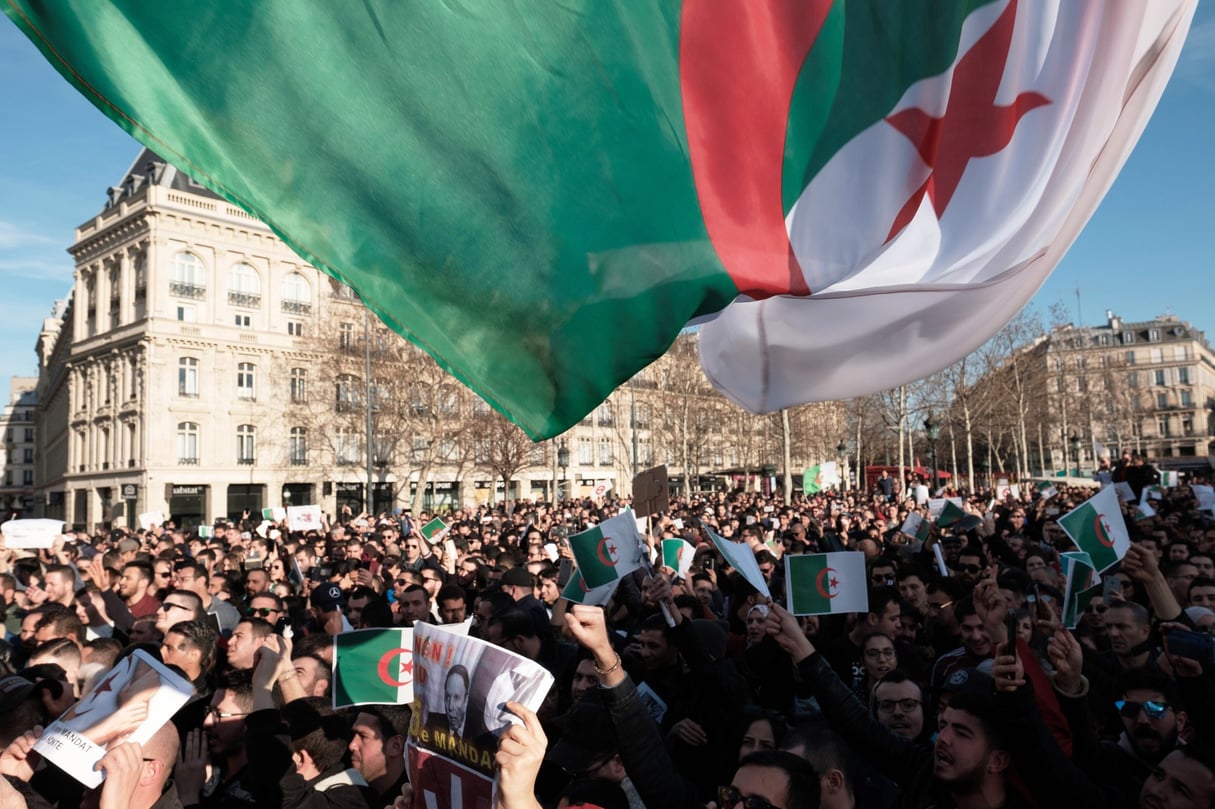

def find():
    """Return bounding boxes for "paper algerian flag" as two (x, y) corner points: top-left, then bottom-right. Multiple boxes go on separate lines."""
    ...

(1146, 485), (1165, 501)
(560, 571), (616, 607)
(197, 526), (213, 539)
(706, 527), (771, 600)
(1057, 486), (1130, 573)
(262, 507), (287, 521)
(569, 511), (643, 589)
(1160, 471), (1179, 487)
(803, 462), (840, 495)
(900, 513), (930, 543)
(419, 518), (449, 542)
(936, 500), (966, 528)
(785, 552), (868, 616)
(1061, 551), (1101, 630)
(1037, 481), (1058, 500)
(286, 504), (322, 532)
(1113, 482), (1136, 503)
(661, 539), (695, 580)
(333, 628), (414, 708)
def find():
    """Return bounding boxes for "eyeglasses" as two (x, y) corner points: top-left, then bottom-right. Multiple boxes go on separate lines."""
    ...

(246, 607), (278, 618)
(865, 648), (897, 660)
(877, 698), (922, 713)
(958, 564), (983, 574)
(716, 785), (777, 809)
(206, 707), (252, 723)
(158, 602), (193, 613)
(155, 571), (172, 578)
(1116, 700), (1170, 720)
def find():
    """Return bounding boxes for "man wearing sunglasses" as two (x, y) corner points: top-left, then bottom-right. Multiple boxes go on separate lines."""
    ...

(1093, 669), (1188, 798)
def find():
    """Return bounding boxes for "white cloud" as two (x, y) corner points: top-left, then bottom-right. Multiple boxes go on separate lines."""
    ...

(0, 221), (57, 251)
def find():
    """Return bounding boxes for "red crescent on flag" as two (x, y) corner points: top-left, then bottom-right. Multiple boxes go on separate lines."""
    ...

(376, 647), (413, 687)
(815, 566), (838, 599)
(596, 536), (619, 568)
(679, 0), (832, 299)
(1093, 514), (1114, 548)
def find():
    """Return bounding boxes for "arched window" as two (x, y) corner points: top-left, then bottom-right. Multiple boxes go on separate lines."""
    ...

(228, 263), (261, 307)
(170, 252), (205, 298)
(237, 424), (256, 464)
(282, 272), (312, 314)
(176, 422), (199, 464)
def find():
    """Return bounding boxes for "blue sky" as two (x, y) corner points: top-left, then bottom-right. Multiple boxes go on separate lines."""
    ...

(1, 6), (1214, 396)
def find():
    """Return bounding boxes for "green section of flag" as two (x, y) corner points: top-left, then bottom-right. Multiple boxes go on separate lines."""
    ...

(333, 628), (411, 708)
(4, 1), (740, 440)
(803, 462), (839, 495)
(560, 572), (615, 607)
(937, 500), (965, 528)
(420, 518), (448, 542)
(1061, 552), (1101, 630)
(661, 539), (694, 579)
(1057, 487), (1130, 573)
(784, 552), (868, 616)
(915, 519), (932, 543)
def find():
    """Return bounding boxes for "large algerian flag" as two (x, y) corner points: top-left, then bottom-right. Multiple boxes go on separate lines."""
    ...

(1060, 551), (1101, 630)
(785, 552), (868, 616)
(1057, 486), (1131, 573)
(5, 2), (1193, 437)
(569, 512), (644, 589)
(333, 628), (415, 708)
(803, 462), (841, 495)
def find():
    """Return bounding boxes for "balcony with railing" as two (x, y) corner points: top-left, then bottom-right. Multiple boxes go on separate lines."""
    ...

(228, 291), (262, 308)
(170, 282), (206, 300)
(282, 300), (312, 316)
(178, 457), (200, 465)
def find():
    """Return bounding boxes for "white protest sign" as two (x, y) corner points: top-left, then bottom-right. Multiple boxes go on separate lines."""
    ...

(287, 504), (323, 531)
(0, 518), (63, 549)
(138, 511), (165, 531)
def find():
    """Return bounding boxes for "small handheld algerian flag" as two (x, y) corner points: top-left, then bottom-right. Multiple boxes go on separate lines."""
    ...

(262, 507), (287, 521)
(803, 462), (841, 495)
(1114, 482), (1136, 503)
(1160, 471), (1179, 488)
(1136, 492), (1157, 521)
(706, 527), (770, 600)
(333, 628), (414, 708)
(287, 504), (322, 532)
(1058, 486), (1130, 573)
(900, 513), (931, 544)
(785, 552), (868, 617)
(197, 526), (213, 539)
(661, 539), (695, 580)
(419, 517), (449, 542)
(560, 571), (616, 607)
(1061, 551), (1101, 630)
(1037, 482), (1058, 500)
(569, 511), (643, 589)
(936, 500), (966, 528)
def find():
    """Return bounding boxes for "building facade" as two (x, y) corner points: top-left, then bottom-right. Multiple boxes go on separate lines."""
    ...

(35, 149), (834, 531)
(0, 377), (38, 518)
(1042, 309), (1215, 471)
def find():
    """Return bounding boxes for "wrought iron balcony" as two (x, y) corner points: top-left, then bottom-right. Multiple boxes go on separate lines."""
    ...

(228, 291), (262, 308)
(170, 282), (206, 300)
(282, 300), (312, 315)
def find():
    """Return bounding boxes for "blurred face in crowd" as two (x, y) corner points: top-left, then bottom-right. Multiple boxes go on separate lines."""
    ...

(399, 590), (430, 626)
(570, 659), (600, 703)
(117, 566), (147, 599)
(244, 569), (269, 596)
(898, 575), (928, 614)
(638, 629), (677, 671)
(956, 554), (985, 586)
(871, 601), (902, 639)
(858, 622), (895, 674)
(204, 689), (248, 757)
(292, 655), (330, 698)
(155, 595), (198, 633)
(350, 712), (399, 784)
(539, 577), (561, 606)
(248, 595), (284, 626)
(438, 597), (466, 625)
(959, 614), (992, 658)
(153, 562), (173, 591)
(130, 619), (162, 645)
(738, 718), (778, 761)
(19, 613), (40, 650)
(934, 707), (1006, 788)
(1140, 750), (1215, 809)
(694, 578), (715, 606)
(875, 679), (924, 740)
(1120, 687), (1182, 763)
(870, 564), (896, 589)
(421, 570), (444, 600)
(1106, 606), (1151, 657)
(346, 594), (372, 627)
(1167, 564), (1199, 604)
(227, 621), (263, 670)
(729, 763), (791, 809)
(403, 540), (422, 563)
(1192, 555), (1215, 579)
(745, 606), (768, 645)
(160, 630), (201, 677)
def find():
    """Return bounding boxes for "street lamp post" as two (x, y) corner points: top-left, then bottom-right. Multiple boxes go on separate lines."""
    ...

(1070, 434), (1082, 477)
(557, 440), (570, 502)
(924, 414), (940, 490)
(836, 440), (848, 491)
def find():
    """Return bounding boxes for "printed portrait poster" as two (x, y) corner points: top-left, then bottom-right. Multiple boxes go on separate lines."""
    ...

(406, 622), (554, 809)
(34, 649), (193, 787)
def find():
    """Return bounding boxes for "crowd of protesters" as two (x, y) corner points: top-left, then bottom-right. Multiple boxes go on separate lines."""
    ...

(0, 448), (1209, 808)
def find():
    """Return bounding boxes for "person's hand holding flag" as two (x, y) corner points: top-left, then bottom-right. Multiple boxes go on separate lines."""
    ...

(763, 602), (814, 665)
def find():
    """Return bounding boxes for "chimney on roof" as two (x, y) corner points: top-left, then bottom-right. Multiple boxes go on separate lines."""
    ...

(1107, 309), (1120, 331)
